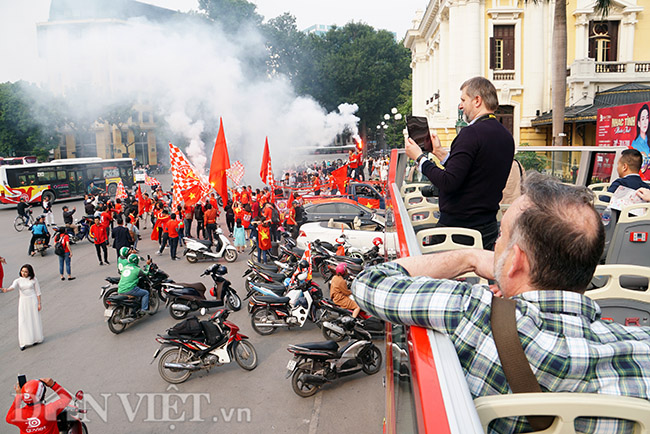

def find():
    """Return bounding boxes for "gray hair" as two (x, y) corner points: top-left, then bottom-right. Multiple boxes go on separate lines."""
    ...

(460, 77), (499, 111)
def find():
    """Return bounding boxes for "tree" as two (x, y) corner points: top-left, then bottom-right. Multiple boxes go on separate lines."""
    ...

(262, 13), (308, 80)
(198, 0), (262, 34)
(0, 81), (64, 160)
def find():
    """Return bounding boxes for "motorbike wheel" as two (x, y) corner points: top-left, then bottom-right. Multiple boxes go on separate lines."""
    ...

(224, 249), (238, 263)
(169, 303), (189, 320)
(251, 309), (278, 335)
(81, 422), (89, 434)
(186, 254), (198, 264)
(319, 262), (332, 281)
(322, 322), (346, 342)
(148, 291), (159, 315)
(349, 251), (364, 262)
(102, 287), (118, 309)
(39, 248), (46, 257)
(233, 340), (258, 371)
(14, 217), (26, 232)
(361, 344), (383, 375)
(108, 307), (127, 334)
(225, 291), (242, 311)
(158, 288), (168, 303)
(291, 362), (320, 397)
(158, 347), (193, 384)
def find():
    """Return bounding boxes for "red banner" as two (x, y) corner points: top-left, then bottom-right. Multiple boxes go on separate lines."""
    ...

(597, 101), (650, 180)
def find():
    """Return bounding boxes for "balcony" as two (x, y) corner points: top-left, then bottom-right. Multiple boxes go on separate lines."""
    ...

(568, 58), (650, 105)
(493, 70), (515, 81)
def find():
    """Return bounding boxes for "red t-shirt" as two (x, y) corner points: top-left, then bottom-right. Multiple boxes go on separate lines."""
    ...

(263, 206), (272, 223)
(166, 219), (183, 238)
(6, 382), (71, 434)
(240, 190), (250, 205)
(90, 223), (107, 244)
(204, 208), (218, 225)
(100, 211), (111, 228)
(54, 233), (71, 253)
(242, 211), (252, 229)
(313, 178), (321, 190)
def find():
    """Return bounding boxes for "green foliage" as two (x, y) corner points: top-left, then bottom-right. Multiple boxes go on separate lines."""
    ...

(0, 81), (65, 160)
(198, 0), (262, 33)
(262, 13), (308, 81)
(515, 151), (550, 173)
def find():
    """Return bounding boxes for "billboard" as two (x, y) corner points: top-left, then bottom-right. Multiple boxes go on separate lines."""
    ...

(597, 101), (650, 180)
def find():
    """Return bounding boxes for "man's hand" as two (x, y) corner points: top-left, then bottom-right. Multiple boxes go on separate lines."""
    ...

(404, 137), (422, 160)
(471, 250), (495, 281)
(637, 187), (650, 202)
(429, 131), (448, 162)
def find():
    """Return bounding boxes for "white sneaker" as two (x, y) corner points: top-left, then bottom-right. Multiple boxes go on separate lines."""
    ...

(156, 251), (162, 256)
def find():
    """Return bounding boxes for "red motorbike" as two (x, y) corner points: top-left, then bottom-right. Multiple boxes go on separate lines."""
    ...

(152, 309), (258, 384)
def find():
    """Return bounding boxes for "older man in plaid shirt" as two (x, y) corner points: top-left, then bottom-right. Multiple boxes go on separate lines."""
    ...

(352, 173), (650, 434)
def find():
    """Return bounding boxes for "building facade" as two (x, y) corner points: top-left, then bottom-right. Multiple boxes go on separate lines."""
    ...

(404, 0), (649, 147)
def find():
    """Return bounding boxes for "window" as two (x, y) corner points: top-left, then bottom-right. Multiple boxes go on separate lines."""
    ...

(589, 21), (619, 62)
(490, 25), (515, 70)
(495, 106), (514, 136)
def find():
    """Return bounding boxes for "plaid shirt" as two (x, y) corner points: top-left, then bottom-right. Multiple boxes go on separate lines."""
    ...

(352, 262), (650, 434)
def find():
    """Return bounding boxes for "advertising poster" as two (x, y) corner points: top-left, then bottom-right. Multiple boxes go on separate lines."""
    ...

(597, 101), (650, 180)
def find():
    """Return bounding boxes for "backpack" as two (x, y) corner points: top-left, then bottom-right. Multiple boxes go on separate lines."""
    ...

(271, 207), (280, 224)
(54, 234), (66, 256)
(167, 316), (203, 338)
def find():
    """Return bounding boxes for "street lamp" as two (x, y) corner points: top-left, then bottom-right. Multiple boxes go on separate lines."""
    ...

(455, 108), (468, 134)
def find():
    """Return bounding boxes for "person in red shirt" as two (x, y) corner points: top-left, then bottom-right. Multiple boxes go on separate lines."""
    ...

(251, 195), (260, 220)
(54, 227), (74, 281)
(165, 213), (184, 260)
(100, 205), (112, 239)
(154, 210), (171, 252)
(257, 220), (271, 263)
(312, 175), (321, 196)
(6, 377), (72, 434)
(242, 204), (252, 239)
(240, 188), (250, 205)
(90, 216), (109, 265)
(203, 203), (219, 244)
(285, 203), (297, 238)
(141, 193), (153, 229)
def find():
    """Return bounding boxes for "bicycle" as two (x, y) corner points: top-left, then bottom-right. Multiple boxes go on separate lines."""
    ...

(14, 210), (35, 232)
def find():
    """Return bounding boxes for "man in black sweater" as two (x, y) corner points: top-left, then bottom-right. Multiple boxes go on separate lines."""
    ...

(405, 76), (514, 250)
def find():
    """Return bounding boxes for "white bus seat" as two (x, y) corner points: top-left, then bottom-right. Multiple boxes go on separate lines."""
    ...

(475, 392), (650, 434)
(407, 204), (439, 230)
(403, 191), (437, 210)
(605, 203), (650, 267)
(400, 182), (430, 196)
(587, 264), (650, 326)
(327, 219), (350, 230)
(497, 204), (510, 222)
(416, 227), (483, 253)
(588, 182), (611, 192)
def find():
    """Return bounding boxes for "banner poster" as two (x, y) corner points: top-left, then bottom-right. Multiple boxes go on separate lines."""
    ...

(597, 101), (650, 180)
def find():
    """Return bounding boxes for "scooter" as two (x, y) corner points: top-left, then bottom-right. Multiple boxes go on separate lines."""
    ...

(183, 228), (237, 263)
(163, 263), (241, 320)
(319, 304), (386, 341)
(104, 276), (160, 334)
(249, 275), (324, 335)
(56, 387), (88, 433)
(52, 216), (92, 245)
(33, 238), (50, 256)
(100, 261), (172, 308)
(152, 308), (257, 384)
(285, 317), (382, 397)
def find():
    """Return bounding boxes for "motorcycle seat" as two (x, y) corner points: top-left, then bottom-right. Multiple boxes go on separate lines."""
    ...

(175, 282), (207, 297)
(254, 296), (290, 304)
(105, 276), (120, 284)
(292, 247), (305, 256)
(291, 341), (339, 352)
(334, 255), (363, 265)
(261, 270), (287, 280)
(195, 239), (212, 248)
(250, 261), (278, 272)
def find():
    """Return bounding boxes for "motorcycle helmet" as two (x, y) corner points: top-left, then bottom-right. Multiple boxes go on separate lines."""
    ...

(127, 253), (139, 265)
(21, 380), (45, 406)
(119, 246), (130, 258)
(298, 259), (309, 270)
(216, 264), (227, 275)
(372, 237), (383, 247)
(335, 262), (347, 275)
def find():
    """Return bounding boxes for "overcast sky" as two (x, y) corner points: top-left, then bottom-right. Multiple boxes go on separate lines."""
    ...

(0, 0), (426, 83)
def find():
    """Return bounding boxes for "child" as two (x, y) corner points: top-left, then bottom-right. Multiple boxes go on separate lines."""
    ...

(257, 220), (271, 264)
(233, 218), (246, 253)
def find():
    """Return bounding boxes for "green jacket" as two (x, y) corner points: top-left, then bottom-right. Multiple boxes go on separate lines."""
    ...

(117, 257), (129, 273)
(117, 263), (149, 294)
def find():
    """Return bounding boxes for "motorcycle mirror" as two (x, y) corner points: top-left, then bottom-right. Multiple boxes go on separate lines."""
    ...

(200, 307), (207, 316)
(75, 390), (84, 401)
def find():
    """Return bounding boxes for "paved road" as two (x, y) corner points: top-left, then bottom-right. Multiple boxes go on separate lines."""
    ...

(0, 181), (384, 433)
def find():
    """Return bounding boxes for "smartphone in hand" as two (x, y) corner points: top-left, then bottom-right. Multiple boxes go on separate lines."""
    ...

(406, 116), (433, 153)
(18, 375), (26, 388)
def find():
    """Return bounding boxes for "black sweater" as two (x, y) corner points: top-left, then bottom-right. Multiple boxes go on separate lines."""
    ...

(421, 117), (514, 227)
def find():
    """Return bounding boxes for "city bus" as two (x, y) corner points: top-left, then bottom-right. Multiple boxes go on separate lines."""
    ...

(385, 145), (631, 433)
(0, 157), (135, 204)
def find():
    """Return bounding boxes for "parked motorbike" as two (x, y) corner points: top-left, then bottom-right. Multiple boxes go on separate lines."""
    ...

(152, 308), (257, 384)
(104, 274), (160, 334)
(319, 304), (386, 341)
(163, 263), (241, 320)
(183, 229), (237, 263)
(33, 237), (49, 256)
(242, 259), (295, 294)
(319, 255), (364, 282)
(249, 275), (324, 335)
(286, 317), (382, 397)
(56, 387), (88, 433)
(100, 261), (172, 308)
(52, 216), (92, 244)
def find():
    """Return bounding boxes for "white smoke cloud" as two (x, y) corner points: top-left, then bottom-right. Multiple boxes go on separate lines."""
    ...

(35, 12), (360, 184)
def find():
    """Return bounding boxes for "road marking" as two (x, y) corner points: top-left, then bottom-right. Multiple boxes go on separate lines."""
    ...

(308, 392), (322, 434)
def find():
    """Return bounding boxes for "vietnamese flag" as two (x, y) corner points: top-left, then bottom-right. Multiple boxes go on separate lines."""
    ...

(260, 137), (273, 185)
(209, 118), (231, 206)
(136, 185), (144, 216)
(332, 164), (349, 194)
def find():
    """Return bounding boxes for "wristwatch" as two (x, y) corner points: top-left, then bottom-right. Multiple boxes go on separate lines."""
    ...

(416, 153), (427, 164)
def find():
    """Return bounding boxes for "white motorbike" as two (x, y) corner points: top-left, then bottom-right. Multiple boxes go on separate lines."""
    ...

(183, 228), (238, 263)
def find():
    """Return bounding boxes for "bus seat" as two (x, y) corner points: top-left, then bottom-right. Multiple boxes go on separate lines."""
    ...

(416, 227), (483, 253)
(407, 204), (439, 231)
(586, 264), (650, 326)
(593, 191), (617, 261)
(605, 203), (650, 267)
(588, 182), (611, 192)
(327, 219), (350, 230)
(497, 204), (510, 223)
(400, 182), (430, 196)
(403, 191), (437, 210)
(475, 392), (650, 434)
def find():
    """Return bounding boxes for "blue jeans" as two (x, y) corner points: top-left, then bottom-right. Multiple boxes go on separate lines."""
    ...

(58, 252), (71, 276)
(124, 286), (149, 311)
(257, 248), (267, 264)
(170, 236), (179, 259)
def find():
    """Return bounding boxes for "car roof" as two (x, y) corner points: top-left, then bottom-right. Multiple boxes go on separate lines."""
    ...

(304, 197), (361, 206)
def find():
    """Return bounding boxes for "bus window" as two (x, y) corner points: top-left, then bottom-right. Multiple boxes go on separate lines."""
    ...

(18, 174), (36, 186)
(590, 152), (616, 184)
(87, 167), (102, 181)
(120, 166), (133, 181)
(103, 167), (119, 178)
(57, 171), (67, 182)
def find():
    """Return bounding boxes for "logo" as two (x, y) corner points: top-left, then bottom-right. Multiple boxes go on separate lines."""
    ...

(27, 417), (41, 428)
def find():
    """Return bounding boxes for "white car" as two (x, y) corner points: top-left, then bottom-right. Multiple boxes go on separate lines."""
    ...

(134, 168), (147, 183)
(297, 214), (398, 256)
